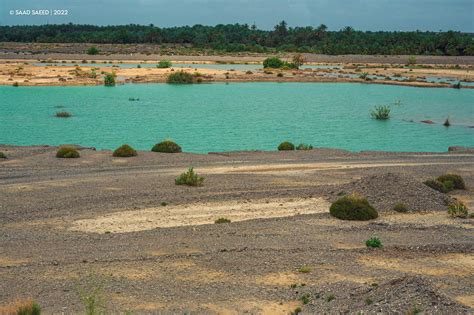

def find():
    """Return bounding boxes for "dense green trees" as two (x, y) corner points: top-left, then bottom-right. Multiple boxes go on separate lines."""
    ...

(1, 22), (472, 56)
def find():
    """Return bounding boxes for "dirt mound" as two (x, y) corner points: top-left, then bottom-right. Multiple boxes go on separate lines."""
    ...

(335, 173), (452, 212)
(303, 276), (470, 314)
(346, 276), (469, 313)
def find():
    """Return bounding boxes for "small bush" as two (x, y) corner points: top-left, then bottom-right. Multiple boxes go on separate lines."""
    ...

(277, 72), (284, 77)
(326, 294), (335, 302)
(424, 179), (449, 193)
(157, 60), (172, 68)
(161, 201), (168, 206)
(370, 105), (391, 120)
(330, 193), (378, 221)
(0, 152), (7, 159)
(437, 174), (466, 190)
(56, 146), (80, 158)
(55, 111), (72, 118)
(300, 293), (311, 304)
(104, 73), (116, 86)
(298, 265), (311, 273)
(167, 71), (194, 84)
(87, 46), (100, 55)
(113, 144), (137, 157)
(448, 201), (468, 218)
(152, 140), (182, 153)
(365, 236), (382, 248)
(215, 218), (231, 224)
(296, 143), (313, 150)
(278, 141), (295, 151)
(0, 299), (41, 315)
(393, 202), (408, 213)
(175, 167), (204, 187)
(291, 307), (302, 315)
(407, 56), (417, 65)
(263, 57), (284, 69)
(13, 82), (19, 87)
(452, 82), (461, 89)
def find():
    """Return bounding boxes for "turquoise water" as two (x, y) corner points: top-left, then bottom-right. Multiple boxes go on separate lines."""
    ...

(1, 83), (473, 153)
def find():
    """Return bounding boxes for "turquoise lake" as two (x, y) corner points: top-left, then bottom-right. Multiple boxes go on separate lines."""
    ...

(1, 83), (473, 153)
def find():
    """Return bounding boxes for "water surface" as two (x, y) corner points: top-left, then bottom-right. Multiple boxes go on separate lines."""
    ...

(1, 83), (473, 152)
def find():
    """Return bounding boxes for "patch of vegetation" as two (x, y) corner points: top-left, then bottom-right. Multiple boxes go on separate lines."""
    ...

(13, 81), (19, 87)
(160, 201), (168, 206)
(437, 174), (466, 190)
(0, 299), (41, 315)
(298, 265), (311, 273)
(296, 143), (313, 150)
(55, 111), (72, 118)
(278, 141), (295, 151)
(152, 140), (182, 153)
(452, 82), (461, 89)
(167, 71), (195, 84)
(365, 298), (373, 305)
(370, 105), (391, 120)
(448, 200), (468, 218)
(215, 218), (231, 224)
(365, 236), (382, 248)
(87, 46), (100, 55)
(300, 293), (311, 305)
(330, 193), (378, 221)
(277, 72), (284, 77)
(56, 146), (80, 158)
(157, 60), (172, 68)
(0, 152), (7, 159)
(175, 167), (204, 187)
(291, 307), (302, 315)
(424, 179), (450, 193)
(104, 72), (116, 86)
(443, 117), (451, 127)
(76, 274), (107, 315)
(326, 294), (335, 302)
(112, 144), (137, 157)
(407, 56), (417, 65)
(263, 57), (284, 68)
(393, 202), (408, 213)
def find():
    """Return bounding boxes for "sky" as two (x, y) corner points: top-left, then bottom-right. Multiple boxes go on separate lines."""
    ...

(1, 0), (473, 31)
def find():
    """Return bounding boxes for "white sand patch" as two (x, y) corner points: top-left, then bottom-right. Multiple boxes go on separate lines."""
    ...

(69, 197), (330, 234)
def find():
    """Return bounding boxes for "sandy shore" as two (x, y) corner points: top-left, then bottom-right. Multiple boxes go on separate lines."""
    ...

(1, 60), (473, 88)
(0, 145), (473, 313)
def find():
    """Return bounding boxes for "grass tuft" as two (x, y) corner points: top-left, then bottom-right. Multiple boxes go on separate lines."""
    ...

(175, 167), (204, 187)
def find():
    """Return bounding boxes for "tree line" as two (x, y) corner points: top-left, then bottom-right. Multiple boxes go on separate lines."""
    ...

(1, 22), (473, 56)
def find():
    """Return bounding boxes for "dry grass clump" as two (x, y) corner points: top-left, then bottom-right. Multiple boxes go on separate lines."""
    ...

(0, 298), (41, 315)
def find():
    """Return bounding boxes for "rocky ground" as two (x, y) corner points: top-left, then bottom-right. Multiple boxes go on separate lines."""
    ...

(0, 145), (473, 314)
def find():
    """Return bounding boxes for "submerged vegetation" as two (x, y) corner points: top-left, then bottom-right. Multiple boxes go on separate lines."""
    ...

(2, 23), (473, 56)
(55, 111), (72, 118)
(370, 105), (391, 120)
(175, 167), (204, 186)
(330, 193), (378, 221)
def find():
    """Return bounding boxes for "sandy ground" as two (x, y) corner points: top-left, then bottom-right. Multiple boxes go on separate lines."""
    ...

(1, 61), (473, 87)
(1, 42), (474, 65)
(0, 145), (473, 313)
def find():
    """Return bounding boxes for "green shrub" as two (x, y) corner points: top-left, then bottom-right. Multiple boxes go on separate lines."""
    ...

(277, 72), (284, 77)
(104, 73), (116, 86)
(55, 111), (72, 118)
(298, 265), (311, 273)
(215, 218), (231, 224)
(113, 144), (137, 157)
(437, 174), (466, 190)
(167, 71), (194, 84)
(278, 141), (295, 151)
(424, 179), (449, 193)
(56, 146), (80, 158)
(152, 140), (182, 153)
(296, 143), (313, 150)
(157, 60), (172, 68)
(263, 57), (284, 68)
(329, 193), (378, 221)
(393, 202), (408, 213)
(448, 201), (468, 218)
(326, 294), (335, 302)
(15, 300), (41, 315)
(0, 152), (7, 159)
(300, 293), (311, 305)
(370, 105), (391, 120)
(291, 307), (302, 315)
(452, 82), (461, 89)
(87, 46), (100, 55)
(365, 236), (382, 248)
(407, 56), (416, 65)
(175, 167), (204, 187)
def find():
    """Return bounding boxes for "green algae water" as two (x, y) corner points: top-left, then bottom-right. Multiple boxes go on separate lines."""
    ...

(1, 83), (473, 153)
